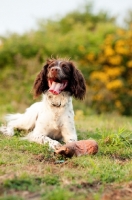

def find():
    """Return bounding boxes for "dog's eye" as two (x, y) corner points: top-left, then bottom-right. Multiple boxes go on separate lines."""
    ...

(48, 65), (53, 69)
(62, 64), (67, 68)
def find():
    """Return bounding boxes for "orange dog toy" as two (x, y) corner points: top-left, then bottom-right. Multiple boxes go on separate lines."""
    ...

(55, 139), (98, 158)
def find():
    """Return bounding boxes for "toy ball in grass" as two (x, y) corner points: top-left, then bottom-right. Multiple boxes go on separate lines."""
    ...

(55, 139), (98, 158)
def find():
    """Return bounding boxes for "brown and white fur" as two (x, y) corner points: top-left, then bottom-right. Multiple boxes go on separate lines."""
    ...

(0, 58), (86, 149)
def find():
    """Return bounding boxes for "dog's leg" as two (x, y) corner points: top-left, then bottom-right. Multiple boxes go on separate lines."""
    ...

(61, 117), (77, 143)
(62, 127), (77, 143)
(0, 113), (36, 136)
(0, 102), (41, 136)
(21, 132), (61, 150)
(6, 102), (41, 130)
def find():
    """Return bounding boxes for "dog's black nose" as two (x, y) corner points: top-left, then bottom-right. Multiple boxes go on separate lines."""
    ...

(51, 67), (60, 75)
(51, 67), (60, 72)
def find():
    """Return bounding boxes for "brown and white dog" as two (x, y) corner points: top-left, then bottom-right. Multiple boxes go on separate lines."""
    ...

(0, 58), (86, 149)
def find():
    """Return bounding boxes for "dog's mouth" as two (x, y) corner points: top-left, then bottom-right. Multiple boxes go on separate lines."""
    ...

(48, 79), (68, 95)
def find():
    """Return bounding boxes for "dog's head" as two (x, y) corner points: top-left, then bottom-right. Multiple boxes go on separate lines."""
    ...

(33, 58), (86, 100)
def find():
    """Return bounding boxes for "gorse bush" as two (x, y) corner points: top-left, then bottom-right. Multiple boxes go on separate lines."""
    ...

(0, 2), (132, 115)
(87, 28), (132, 115)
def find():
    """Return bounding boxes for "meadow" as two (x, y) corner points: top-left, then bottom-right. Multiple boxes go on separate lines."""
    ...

(0, 113), (132, 200)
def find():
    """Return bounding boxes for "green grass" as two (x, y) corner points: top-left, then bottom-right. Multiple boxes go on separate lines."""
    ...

(0, 114), (132, 200)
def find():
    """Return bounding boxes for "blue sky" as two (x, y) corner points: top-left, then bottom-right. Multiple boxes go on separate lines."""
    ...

(0, 0), (132, 35)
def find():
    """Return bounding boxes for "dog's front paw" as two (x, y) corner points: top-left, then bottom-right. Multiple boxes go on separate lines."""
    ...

(40, 135), (62, 150)
(50, 140), (62, 150)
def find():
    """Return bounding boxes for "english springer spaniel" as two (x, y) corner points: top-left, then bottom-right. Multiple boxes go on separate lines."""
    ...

(0, 58), (86, 149)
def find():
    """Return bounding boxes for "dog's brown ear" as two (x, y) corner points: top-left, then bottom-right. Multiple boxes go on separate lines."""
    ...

(69, 62), (86, 100)
(33, 63), (49, 98)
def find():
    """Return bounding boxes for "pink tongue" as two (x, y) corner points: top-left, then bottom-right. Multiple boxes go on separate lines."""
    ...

(49, 81), (64, 95)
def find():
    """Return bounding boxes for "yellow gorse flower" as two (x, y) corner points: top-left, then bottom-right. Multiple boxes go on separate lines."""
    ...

(104, 66), (124, 77)
(115, 39), (129, 55)
(90, 71), (108, 83)
(106, 80), (123, 90)
(108, 55), (122, 65)
(127, 60), (132, 68)
(104, 34), (114, 45)
(104, 46), (114, 56)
